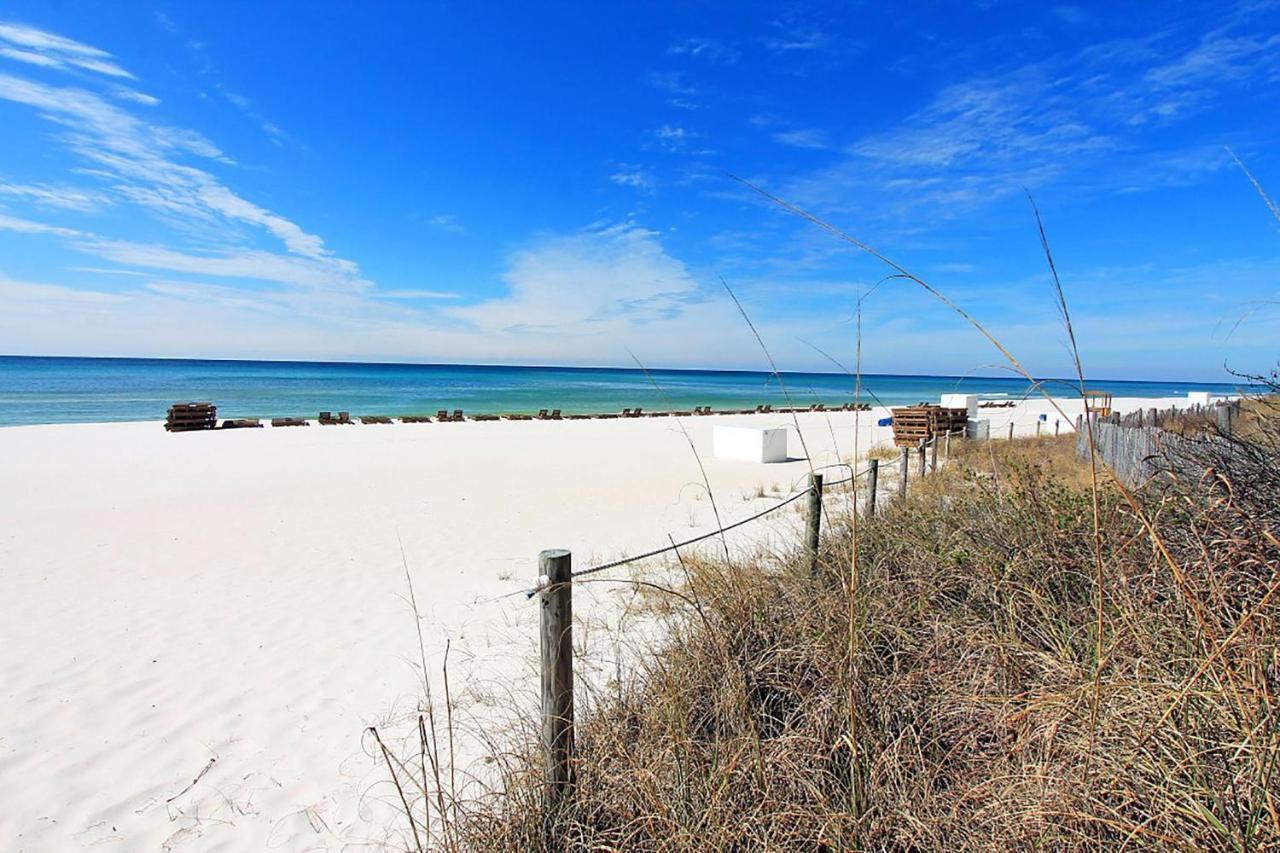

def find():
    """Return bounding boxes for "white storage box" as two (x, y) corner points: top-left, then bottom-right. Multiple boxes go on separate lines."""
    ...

(713, 425), (788, 463)
(966, 419), (990, 440)
(940, 393), (979, 420)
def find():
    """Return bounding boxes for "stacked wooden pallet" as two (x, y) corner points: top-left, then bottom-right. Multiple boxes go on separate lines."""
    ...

(891, 406), (933, 446)
(930, 406), (969, 437)
(890, 405), (969, 446)
(165, 402), (217, 432)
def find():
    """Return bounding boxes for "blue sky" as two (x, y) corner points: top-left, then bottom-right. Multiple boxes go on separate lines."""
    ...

(0, 2), (1278, 381)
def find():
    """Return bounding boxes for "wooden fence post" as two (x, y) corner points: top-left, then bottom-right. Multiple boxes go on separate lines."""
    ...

(539, 548), (574, 815)
(1036, 420), (1041, 436)
(930, 435), (939, 472)
(944, 431), (951, 462)
(1054, 419), (1060, 436)
(866, 459), (878, 516)
(1075, 413), (1083, 433)
(1147, 407), (1157, 428)
(1008, 421), (1015, 441)
(1217, 403), (1234, 437)
(806, 473), (823, 575)
(899, 447), (909, 500)
(917, 443), (927, 478)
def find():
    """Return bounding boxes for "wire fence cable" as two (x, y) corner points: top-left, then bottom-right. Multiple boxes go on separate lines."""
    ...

(520, 462), (878, 598)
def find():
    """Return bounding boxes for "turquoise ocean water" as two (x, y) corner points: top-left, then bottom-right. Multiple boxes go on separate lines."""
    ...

(0, 356), (1244, 427)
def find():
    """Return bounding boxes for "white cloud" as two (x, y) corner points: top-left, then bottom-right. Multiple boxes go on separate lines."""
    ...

(666, 37), (737, 63)
(109, 85), (160, 106)
(0, 211), (84, 237)
(451, 223), (700, 333)
(378, 289), (462, 300)
(426, 213), (466, 234)
(0, 272), (132, 304)
(609, 168), (654, 190)
(78, 239), (369, 290)
(654, 124), (689, 151)
(0, 21), (134, 78)
(0, 47), (366, 291)
(648, 71), (696, 96)
(0, 181), (106, 212)
(772, 128), (830, 150)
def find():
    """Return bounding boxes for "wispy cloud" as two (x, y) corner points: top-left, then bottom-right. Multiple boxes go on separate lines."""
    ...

(1, 271), (132, 304)
(654, 123), (689, 151)
(648, 70), (696, 97)
(0, 180), (106, 212)
(0, 211), (83, 237)
(425, 213), (466, 234)
(378, 289), (462, 300)
(666, 37), (737, 63)
(609, 167), (654, 190)
(772, 13), (1280, 221)
(648, 69), (700, 109)
(0, 21), (134, 79)
(450, 222), (700, 333)
(772, 128), (830, 150)
(0, 28), (367, 292)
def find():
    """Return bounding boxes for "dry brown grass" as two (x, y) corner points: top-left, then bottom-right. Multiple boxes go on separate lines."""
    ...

(426, 431), (1280, 851)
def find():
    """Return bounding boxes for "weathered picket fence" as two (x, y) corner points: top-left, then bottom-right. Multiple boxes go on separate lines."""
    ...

(1076, 402), (1240, 488)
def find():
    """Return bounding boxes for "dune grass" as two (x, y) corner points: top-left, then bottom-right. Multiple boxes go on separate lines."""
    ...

(414, 423), (1280, 851)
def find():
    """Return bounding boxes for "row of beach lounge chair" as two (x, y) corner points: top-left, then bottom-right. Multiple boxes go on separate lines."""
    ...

(167, 402), (873, 431)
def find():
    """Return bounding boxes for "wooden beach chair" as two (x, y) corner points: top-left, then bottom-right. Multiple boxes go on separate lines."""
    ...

(436, 409), (450, 421)
(220, 418), (262, 429)
(1084, 390), (1113, 418)
(502, 412), (532, 420)
(359, 415), (392, 424)
(472, 413), (499, 421)
(535, 409), (549, 419)
(271, 417), (308, 427)
(400, 415), (432, 423)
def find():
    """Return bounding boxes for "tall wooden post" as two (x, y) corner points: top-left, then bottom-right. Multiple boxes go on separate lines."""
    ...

(539, 549), (574, 814)
(1036, 420), (1041, 436)
(1055, 419), (1060, 436)
(944, 431), (951, 462)
(1075, 413), (1083, 432)
(1008, 421), (1015, 441)
(916, 443), (926, 478)
(1147, 407), (1157, 428)
(866, 459), (878, 516)
(806, 472), (823, 575)
(898, 447), (909, 500)
(1217, 403), (1234, 436)
(929, 435), (938, 471)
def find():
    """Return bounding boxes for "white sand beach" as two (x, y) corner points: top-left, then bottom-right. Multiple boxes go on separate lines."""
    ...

(0, 397), (1175, 850)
